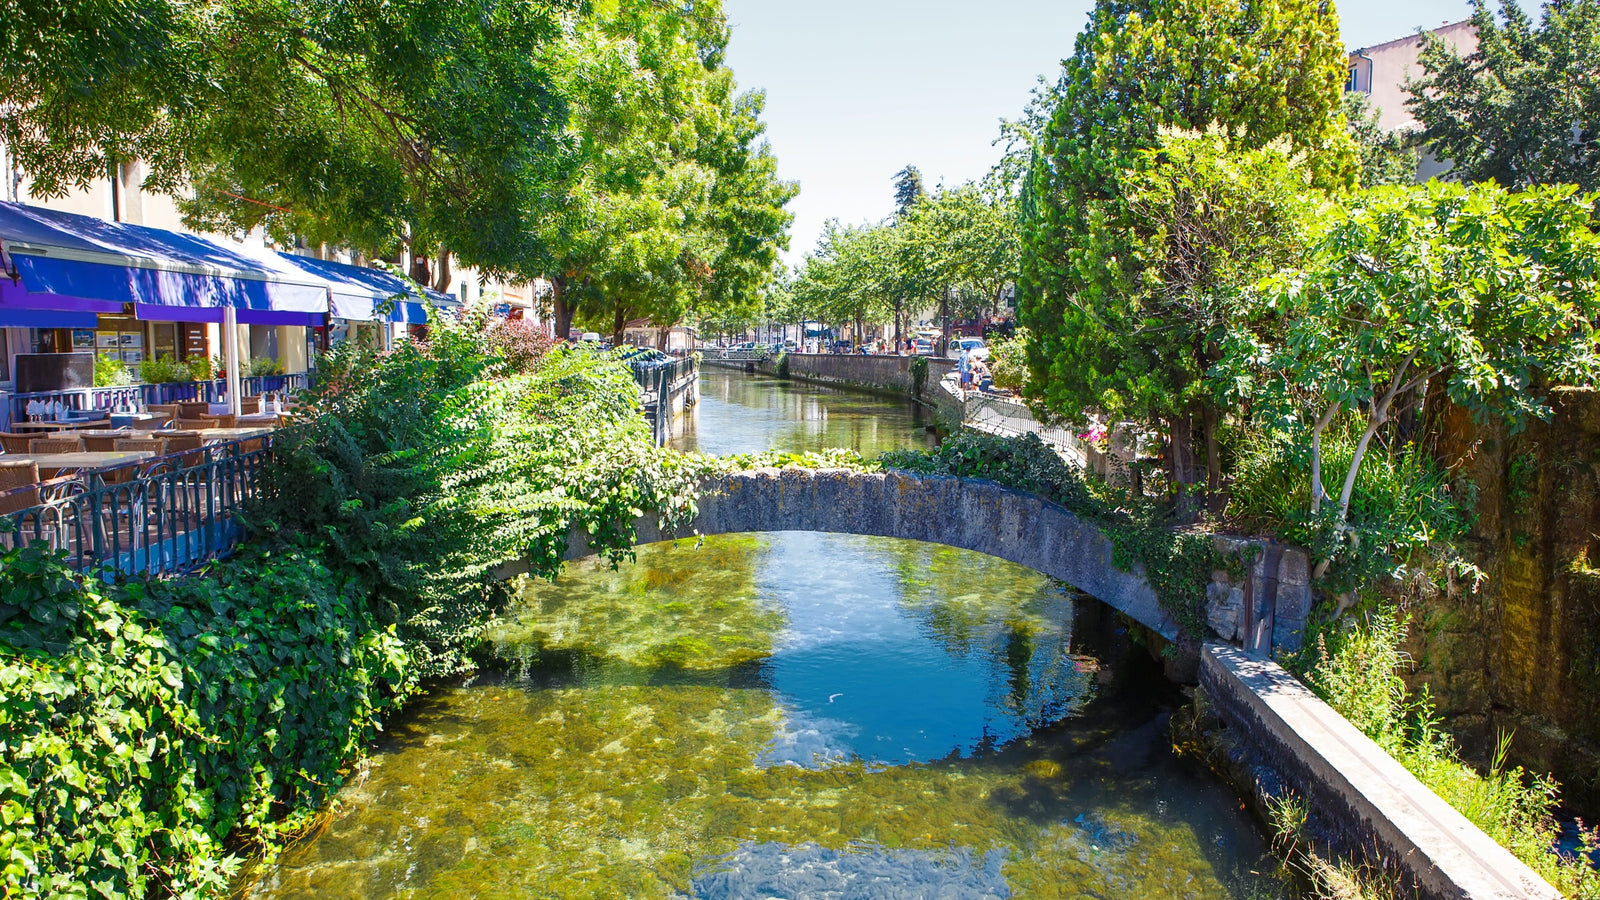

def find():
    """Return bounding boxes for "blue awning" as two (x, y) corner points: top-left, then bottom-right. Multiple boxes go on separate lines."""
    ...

(0, 202), (329, 316)
(0, 306), (99, 328)
(272, 252), (441, 324)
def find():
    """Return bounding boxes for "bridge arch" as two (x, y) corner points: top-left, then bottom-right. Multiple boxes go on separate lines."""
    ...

(560, 468), (1171, 642)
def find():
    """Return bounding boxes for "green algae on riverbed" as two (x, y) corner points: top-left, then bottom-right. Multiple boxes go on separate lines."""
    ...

(249, 536), (1292, 900)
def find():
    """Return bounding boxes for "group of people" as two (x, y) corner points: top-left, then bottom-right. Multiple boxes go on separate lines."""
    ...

(957, 346), (992, 393)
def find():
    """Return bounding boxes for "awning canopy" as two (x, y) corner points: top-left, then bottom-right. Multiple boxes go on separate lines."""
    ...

(270, 252), (450, 325)
(0, 202), (328, 317)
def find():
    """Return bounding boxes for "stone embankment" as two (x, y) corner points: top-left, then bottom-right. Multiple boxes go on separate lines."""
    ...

(1202, 645), (1561, 900)
(705, 352), (954, 399)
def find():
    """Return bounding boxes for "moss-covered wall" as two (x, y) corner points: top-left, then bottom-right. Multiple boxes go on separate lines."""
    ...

(1415, 387), (1600, 812)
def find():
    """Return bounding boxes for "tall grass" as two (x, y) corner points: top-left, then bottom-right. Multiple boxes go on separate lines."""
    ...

(1227, 424), (1475, 594)
(1303, 608), (1600, 898)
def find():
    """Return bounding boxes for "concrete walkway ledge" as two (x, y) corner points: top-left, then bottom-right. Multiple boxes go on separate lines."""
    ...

(1202, 644), (1560, 900)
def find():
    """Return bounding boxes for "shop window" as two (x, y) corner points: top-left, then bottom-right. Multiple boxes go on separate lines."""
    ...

(153, 323), (179, 361)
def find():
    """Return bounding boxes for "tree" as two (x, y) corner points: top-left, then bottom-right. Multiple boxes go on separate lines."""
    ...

(1219, 182), (1600, 552)
(1410, 0), (1600, 192)
(893, 165), (926, 217)
(1346, 92), (1420, 187)
(0, 0), (200, 197)
(175, 0), (575, 284)
(1018, 0), (1356, 515)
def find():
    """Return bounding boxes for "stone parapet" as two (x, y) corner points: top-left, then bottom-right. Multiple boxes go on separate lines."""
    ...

(1201, 644), (1560, 900)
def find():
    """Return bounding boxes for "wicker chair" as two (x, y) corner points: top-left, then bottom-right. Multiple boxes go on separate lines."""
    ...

(82, 431), (131, 452)
(174, 418), (217, 431)
(239, 397), (261, 414)
(114, 437), (168, 454)
(0, 432), (35, 455)
(29, 437), (84, 454)
(177, 401), (212, 419)
(148, 403), (182, 420)
(205, 414), (238, 429)
(161, 431), (206, 468)
(0, 460), (41, 516)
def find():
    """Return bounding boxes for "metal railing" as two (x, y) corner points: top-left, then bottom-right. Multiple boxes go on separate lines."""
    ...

(944, 376), (1090, 467)
(1, 438), (271, 576)
(704, 347), (771, 362)
(632, 356), (699, 445)
(2, 373), (310, 431)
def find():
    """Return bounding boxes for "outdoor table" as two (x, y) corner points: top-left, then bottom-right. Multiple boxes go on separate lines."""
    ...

(158, 427), (274, 444)
(11, 419), (104, 433)
(109, 412), (167, 429)
(236, 413), (281, 425)
(18, 451), (155, 479)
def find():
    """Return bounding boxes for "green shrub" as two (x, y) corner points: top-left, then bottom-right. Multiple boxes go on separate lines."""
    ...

(94, 353), (132, 387)
(0, 544), (409, 899)
(186, 356), (213, 381)
(1227, 426), (1477, 594)
(247, 357), (285, 377)
(987, 327), (1030, 392)
(775, 350), (791, 379)
(882, 431), (1220, 638)
(138, 355), (191, 384)
(1300, 608), (1600, 898)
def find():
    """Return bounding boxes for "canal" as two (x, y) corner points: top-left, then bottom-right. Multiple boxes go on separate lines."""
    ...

(248, 367), (1295, 899)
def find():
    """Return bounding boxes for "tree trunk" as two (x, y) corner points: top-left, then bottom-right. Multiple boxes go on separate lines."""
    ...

(611, 305), (627, 347)
(1202, 403), (1222, 507)
(410, 253), (431, 286)
(552, 276), (573, 341)
(432, 247), (453, 294)
(1169, 415), (1199, 520)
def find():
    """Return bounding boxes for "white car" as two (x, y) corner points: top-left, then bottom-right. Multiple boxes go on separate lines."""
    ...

(947, 337), (990, 362)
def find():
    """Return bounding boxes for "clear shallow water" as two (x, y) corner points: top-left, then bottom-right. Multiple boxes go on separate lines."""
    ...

(247, 371), (1295, 900)
(670, 366), (936, 457)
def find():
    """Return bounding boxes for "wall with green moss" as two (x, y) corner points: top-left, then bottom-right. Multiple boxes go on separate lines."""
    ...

(1415, 387), (1600, 811)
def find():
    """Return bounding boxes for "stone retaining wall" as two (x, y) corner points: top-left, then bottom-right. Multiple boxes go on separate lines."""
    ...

(707, 354), (954, 400)
(1201, 645), (1560, 900)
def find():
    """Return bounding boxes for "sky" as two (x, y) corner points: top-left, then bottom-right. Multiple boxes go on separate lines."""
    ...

(720, 0), (1479, 264)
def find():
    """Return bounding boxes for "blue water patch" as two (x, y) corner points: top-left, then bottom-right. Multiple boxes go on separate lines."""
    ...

(692, 842), (1011, 900)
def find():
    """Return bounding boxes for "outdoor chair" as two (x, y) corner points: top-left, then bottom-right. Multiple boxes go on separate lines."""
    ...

(82, 431), (131, 452)
(239, 397), (261, 414)
(0, 460), (41, 516)
(114, 437), (169, 454)
(0, 463), (83, 551)
(161, 432), (206, 468)
(148, 403), (182, 420)
(177, 401), (212, 419)
(175, 418), (217, 431)
(204, 414), (238, 429)
(29, 437), (84, 454)
(0, 432), (35, 455)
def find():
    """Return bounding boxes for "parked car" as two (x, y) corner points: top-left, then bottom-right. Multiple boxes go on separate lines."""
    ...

(947, 337), (990, 361)
(913, 338), (934, 355)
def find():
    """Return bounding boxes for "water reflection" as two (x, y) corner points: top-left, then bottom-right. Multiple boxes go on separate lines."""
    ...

(250, 536), (1293, 900)
(671, 367), (935, 457)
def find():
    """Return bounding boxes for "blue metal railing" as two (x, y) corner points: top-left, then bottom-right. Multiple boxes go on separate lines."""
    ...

(2, 373), (309, 431)
(0, 438), (271, 577)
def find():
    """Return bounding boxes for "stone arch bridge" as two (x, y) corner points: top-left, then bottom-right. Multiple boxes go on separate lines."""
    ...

(551, 467), (1311, 656)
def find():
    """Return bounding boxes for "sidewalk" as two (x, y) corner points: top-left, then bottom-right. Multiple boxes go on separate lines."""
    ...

(939, 373), (1088, 467)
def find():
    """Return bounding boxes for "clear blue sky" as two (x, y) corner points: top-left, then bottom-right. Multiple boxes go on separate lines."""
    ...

(721, 0), (1476, 263)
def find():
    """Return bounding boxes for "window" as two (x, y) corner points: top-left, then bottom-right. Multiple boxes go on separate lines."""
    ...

(0, 329), (9, 382)
(1347, 65), (1360, 92)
